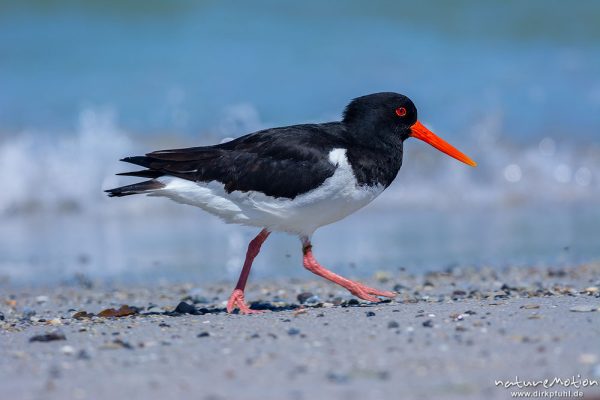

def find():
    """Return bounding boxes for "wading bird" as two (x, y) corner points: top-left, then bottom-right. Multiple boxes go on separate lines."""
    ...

(106, 92), (476, 314)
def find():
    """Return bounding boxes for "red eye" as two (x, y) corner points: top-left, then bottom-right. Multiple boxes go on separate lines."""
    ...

(395, 107), (407, 117)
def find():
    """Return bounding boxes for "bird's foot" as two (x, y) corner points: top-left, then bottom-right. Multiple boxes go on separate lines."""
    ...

(226, 289), (265, 315)
(345, 281), (396, 303)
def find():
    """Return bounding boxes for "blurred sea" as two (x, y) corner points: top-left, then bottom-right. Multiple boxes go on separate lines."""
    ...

(0, 1), (598, 285)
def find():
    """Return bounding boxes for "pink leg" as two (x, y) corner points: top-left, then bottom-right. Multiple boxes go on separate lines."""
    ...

(301, 237), (396, 302)
(226, 229), (270, 314)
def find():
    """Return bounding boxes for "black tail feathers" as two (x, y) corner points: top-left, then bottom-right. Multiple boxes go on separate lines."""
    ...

(105, 180), (165, 197)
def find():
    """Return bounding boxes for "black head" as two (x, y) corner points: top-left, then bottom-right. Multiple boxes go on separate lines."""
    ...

(342, 92), (477, 167)
(343, 92), (418, 142)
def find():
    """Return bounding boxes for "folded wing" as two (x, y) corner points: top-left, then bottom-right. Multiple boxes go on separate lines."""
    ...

(109, 124), (342, 199)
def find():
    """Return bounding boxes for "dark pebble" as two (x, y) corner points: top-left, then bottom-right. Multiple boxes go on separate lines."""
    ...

(0, 312), (4, 321)
(158, 322), (171, 328)
(366, 311), (376, 317)
(113, 339), (134, 349)
(501, 283), (516, 292)
(72, 311), (94, 320)
(77, 350), (91, 360)
(287, 328), (301, 336)
(422, 319), (434, 328)
(548, 269), (566, 277)
(341, 299), (360, 307)
(197, 331), (210, 338)
(387, 321), (400, 329)
(297, 292), (314, 304)
(377, 371), (391, 380)
(174, 302), (202, 315)
(248, 301), (273, 310)
(29, 331), (66, 342)
(464, 310), (477, 315)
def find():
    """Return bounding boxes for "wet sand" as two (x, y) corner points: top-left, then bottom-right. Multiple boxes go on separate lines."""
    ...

(1, 263), (600, 400)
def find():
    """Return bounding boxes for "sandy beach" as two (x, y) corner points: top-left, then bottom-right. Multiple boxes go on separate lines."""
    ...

(2, 263), (599, 400)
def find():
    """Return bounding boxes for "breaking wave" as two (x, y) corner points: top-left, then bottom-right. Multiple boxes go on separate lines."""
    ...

(0, 106), (597, 217)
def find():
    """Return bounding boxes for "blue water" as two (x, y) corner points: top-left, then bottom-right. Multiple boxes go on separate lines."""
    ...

(0, 1), (599, 285)
(2, 1), (600, 138)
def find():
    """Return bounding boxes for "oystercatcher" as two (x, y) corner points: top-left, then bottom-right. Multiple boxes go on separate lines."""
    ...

(106, 92), (476, 314)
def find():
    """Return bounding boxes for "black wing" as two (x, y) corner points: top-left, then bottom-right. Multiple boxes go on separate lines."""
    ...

(115, 123), (346, 199)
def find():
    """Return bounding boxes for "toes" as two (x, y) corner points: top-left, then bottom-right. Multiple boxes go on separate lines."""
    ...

(348, 284), (397, 302)
(368, 289), (397, 298)
(351, 291), (380, 303)
(241, 308), (266, 315)
(226, 291), (265, 315)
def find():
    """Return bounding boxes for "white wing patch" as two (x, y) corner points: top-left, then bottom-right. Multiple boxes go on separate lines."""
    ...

(153, 148), (384, 235)
(328, 148), (347, 166)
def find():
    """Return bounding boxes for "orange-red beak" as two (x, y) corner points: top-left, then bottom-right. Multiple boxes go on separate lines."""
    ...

(410, 121), (477, 167)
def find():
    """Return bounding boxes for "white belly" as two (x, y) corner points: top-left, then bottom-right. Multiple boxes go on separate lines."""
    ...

(151, 149), (384, 236)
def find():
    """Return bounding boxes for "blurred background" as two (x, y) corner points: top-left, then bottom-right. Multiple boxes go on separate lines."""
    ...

(0, 0), (598, 286)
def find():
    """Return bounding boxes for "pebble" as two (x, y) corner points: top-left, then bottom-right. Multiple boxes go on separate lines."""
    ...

(450, 313), (464, 321)
(570, 305), (597, 312)
(297, 292), (314, 304)
(583, 287), (599, 295)
(101, 339), (133, 350)
(174, 302), (202, 315)
(422, 320), (434, 328)
(366, 311), (376, 317)
(72, 311), (94, 320)
(29, 331), (66, 342)
(287, 328), (301, 336)
(387, 321), (400, 329)
(520, 304), (540, 309)
(35, 296), (49, 304)
(60, 345), (75, 355)
(97, 305), (139, 318)
(0, 312), (4, 321)
(197, 331), (210, 338)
